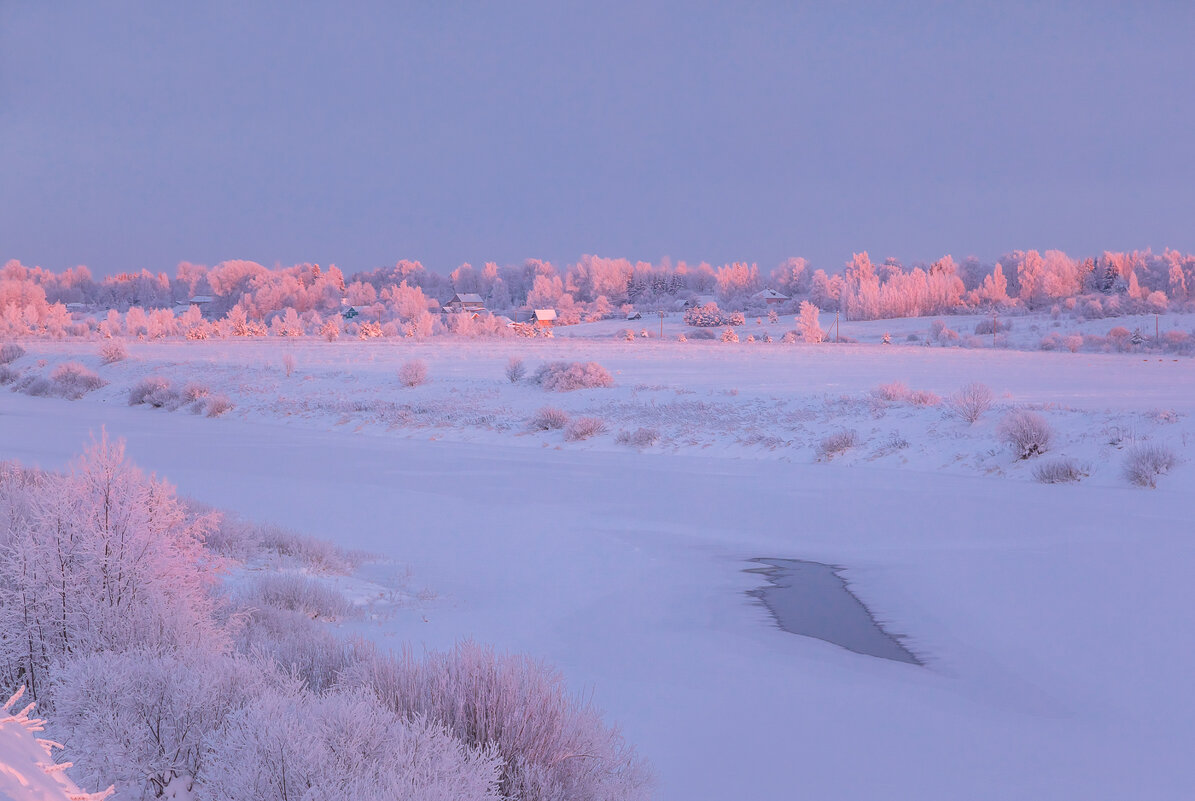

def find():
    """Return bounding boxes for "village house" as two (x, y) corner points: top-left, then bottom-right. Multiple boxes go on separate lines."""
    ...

(752, 288), (789, 305)
(445, 293), (486, 313)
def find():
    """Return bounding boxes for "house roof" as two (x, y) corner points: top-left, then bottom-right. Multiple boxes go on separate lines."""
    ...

(451, 293), (485, 303)
(188, 295), (214, 304)
(753, 289), (789, 300)
(533, 309), (557, 321)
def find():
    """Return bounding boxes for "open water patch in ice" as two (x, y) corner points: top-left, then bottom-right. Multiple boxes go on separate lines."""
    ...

(747, 558), (921, 665)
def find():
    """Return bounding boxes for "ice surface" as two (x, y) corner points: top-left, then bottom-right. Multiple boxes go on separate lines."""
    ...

(748, 558), (921, 664)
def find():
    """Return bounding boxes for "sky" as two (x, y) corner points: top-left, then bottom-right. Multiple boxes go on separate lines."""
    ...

(2, 1), (1193, 278)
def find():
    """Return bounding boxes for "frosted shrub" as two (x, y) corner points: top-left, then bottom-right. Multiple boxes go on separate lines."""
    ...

(676, 333), (687, 342)
(720, 327), (739, 343)
(907, 389), (940, 406)
(0, 342), (24, 364)
(98, 340), (128, 364)
(205, 394), (234, 417)
(201, 688), (503, 801)
(232, 604), (364, 693)
(781, 331), (797, 344)
(49, 651), (292, 800)
(397, 359), (428, 387)
(998, 409), (1052, 459)
(283, 352), (296, 377)
(872, 381), (909, 401)
(1123, 443), (1178, 488)
(533, 361), (614, 392)
(240, 574), (353, 620)
(343, 641), (651, 801)
(255, 525), (361, 574)
(181, 381), (210, 403)
(817, 430), (858, 460)
(48, 362), (106, 399)
(128, 376), (179, 408)
(529, 406), (569, 431)
(1033, 457), (1087, 484)
(0, 365), (18, 384)
(564, 416), (607, 441)
(616, 427), (660, 448)
(505, 356), (526, 383)
(1063, 334), (1084, 353)
(948, 382), (994, 424)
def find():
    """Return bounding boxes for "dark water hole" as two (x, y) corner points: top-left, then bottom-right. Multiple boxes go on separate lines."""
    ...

(747, 558), (921, 665)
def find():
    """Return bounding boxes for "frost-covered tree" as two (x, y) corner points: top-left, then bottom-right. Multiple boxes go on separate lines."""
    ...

(0, 433), (226, 697)
(796, 301), (824, 343)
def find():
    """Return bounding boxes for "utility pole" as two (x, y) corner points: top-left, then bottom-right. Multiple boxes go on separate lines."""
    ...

(992, 308), (998, 349)
(1156, 313), (1160, 341)
(835, 310), (840, 343)
(659, 309), (664, 340)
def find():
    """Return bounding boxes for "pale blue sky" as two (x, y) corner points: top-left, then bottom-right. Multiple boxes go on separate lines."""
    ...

(2, 1), (1192, 276)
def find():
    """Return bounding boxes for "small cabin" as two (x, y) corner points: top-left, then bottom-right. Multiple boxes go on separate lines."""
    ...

(532, 309), (557, 328)
(188, 295), (214, 305)
(446, 293), (486, 313)
(626, 310), (642, 320)
(752, 289), (789, 305)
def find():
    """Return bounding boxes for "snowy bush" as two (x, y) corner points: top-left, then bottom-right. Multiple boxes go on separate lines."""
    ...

(231, 604), (364, 693)
(816, 430), (858, 460)
(780, 331), (797, 344)
(948, 382), (994, 424)
(533, 361), (614, 392)
(689, 329), (716, 340)
(720, 327), (739, 343)
(343, 641), (651, 801)
(505, 356), (526, 383)
(0, 342), (24, 364)
(872, 381), (909, 401)
(683, 302), (724, 327)
(0, 365), (18, 384)
(201, 688), (503, 801)
(529, 406), (569, 431)
(48, 362), (106, 399)
(49, 651), (293, 800)
(1033, 457), (1087, 484)
(240, 573), (353, 620)
(564, 416), (607, 441)
(998, 409), (1052, 459)
(1123, 443), (1177, 488)
(973, 318), (1012, 335)
(398, 359), (429, 387)
(616, 428), (660, 448)
(907, 389), (941, 406)
(128, 376), (179, 408)
(205, 394), (234, 417)
(99, 339), (128, 364)
(181, 381), (210, 403)
(283, 352), (296, 377)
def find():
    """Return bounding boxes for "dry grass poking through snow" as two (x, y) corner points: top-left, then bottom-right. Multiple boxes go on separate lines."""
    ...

(1033, 457), (1087, 484)
(817, 429), (859, 460)
(564, 416), (608, 441)
(529, 406), (569, 431)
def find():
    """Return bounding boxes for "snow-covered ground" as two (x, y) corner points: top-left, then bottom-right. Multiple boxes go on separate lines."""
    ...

(2, 337), (1193, 799)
